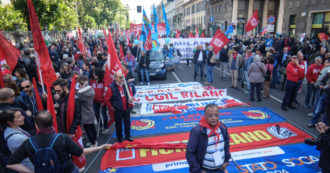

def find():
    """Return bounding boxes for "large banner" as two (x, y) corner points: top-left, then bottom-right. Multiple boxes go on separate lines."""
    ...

(101, 143), (320, 173)
(113, 107), (286, 137)
(140, 96), (248, 115)
(135, 85), (215, 97)
(158, 38), (212, 59)
(130, 23), (166, 36)
(134, 89), (227, 103)
(135, 82), (202, 91)
(103, 122), (310, 169)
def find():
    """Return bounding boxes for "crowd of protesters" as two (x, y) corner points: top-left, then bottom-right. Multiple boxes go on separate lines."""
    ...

(0, 29), (330, 172)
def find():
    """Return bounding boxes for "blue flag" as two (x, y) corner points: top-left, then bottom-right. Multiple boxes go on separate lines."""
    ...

(140, 24), (146, 43)
(153, 4), (158, 34)
(151, 32), (159, 50)
(225, 24), (233, 38)
(143, 9), (152, 32)
(162, 1), (171, 37)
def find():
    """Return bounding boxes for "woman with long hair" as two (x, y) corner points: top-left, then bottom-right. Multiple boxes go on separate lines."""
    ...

(0, 109), (34, 171)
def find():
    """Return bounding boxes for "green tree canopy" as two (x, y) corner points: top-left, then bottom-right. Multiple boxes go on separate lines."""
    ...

(0, 3), (26, 31)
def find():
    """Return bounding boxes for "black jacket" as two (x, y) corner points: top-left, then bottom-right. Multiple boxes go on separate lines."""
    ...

(207, 51), (216, 66)
(193, 50), (207, 64)
(109, 81), (130, 111)
(318, 129), (330, 172)
(7, 133), (83, 173)
(15, 91), (47, 115)
(139, 55), (150, 69)
(55, 94), (81, 134)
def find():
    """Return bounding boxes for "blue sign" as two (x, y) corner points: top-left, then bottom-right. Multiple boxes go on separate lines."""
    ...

(100, 143), (320, 173)
(266, 38), (273, 47)
(268, 15), (276, 24)
(210, 16), (214, 22)
(113, 107), (285, 137)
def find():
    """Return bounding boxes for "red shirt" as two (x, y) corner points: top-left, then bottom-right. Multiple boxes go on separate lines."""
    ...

(117, 85), (127, 110)
(298, 61), (306, 80)
(306, 64), (324, 83)
(90, 80), (105, 103)
(286, 62), (299, 83)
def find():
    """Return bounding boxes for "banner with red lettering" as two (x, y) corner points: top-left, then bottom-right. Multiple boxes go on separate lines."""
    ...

(102, 122), (309, 169)
(210, 30), (230, 54)
(245, 9), (259, 33)
(135, 85), (214, 97)
(140, 96), (248, 115)
(135, 82), (202, 91)
(130, 23), (166, 36)
(133, 89), (227, 103)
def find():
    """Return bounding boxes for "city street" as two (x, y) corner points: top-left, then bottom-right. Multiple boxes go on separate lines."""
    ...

(84, 62), (320, 172)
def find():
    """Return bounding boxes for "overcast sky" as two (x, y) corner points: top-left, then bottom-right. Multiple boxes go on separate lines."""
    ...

(120, 0), (162, 24)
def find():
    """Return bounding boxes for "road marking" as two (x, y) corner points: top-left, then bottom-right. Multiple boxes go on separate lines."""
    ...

(172, 71), (182, 83)
(84, 135), (112, 173)
(269, 94), (282, 103)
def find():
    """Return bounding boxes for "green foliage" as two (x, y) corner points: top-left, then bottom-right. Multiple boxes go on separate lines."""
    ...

(0, 3), (26, 31)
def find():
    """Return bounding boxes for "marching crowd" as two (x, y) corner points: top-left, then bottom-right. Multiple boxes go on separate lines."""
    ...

(0, 31), (329, 172)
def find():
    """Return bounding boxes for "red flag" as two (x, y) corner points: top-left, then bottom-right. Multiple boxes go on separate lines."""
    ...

(32, 78), (43, 111)
(144, 32), (152, 51)
(210, 30), (230, 55)
(245, 9), (259, 33)
(0, 69), (4, 88)
(189, 32), (194, 38)
(77, 26), (85, 54)
(27, 0), (57, 86)
(46, 85), (57, 132)
(195, 27), (199, 38)
(0, 34), (20, 71)
(261, 27), (267, 36)
(105, 31), (127, 83)
(176, 30), (181, 38)
(201, 31), (205, 38)
(125, 30), (132, 47)
(119, 44), (124, 59)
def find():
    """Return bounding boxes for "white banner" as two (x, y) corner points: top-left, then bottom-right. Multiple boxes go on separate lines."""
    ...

(135, 85), (216, 97)
(135, 82), (202, 91)
(158, 38), (212, 59)
(133, 89), (227, 104)
(140, 96), (247, 116)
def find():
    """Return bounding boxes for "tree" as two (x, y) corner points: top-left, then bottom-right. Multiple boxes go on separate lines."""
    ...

(0, 3), (26, 31)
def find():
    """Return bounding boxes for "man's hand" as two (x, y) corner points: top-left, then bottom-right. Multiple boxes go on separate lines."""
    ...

(68, 133), (75, 138)
(25, 110), (32, 117)
(221, 162), (229, 170)
(316, 122), (329, 133)
(42, 92), (47, 99)
(54, 93), (60, 101)
(128, 98), (134, 104)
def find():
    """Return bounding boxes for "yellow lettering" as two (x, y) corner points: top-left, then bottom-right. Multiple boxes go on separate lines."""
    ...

(240, 132), (261, 142)
(254, 130), (272, 140)
(140, 149), (149, 158)
(230, 134), (248, 144)
(151, 149), (158, 156)
(159, 149), (174, 154)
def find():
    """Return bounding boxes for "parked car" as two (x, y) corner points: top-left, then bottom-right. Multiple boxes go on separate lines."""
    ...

(138, 50), (167, 80)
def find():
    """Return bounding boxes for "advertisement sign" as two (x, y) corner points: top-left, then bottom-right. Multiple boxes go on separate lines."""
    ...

(101, 143), (320, 173)
(158, 38), (212, 59)
(134, 89), (227, 103)
(103, 122), (310, 169)
(113, 107), (286, 139)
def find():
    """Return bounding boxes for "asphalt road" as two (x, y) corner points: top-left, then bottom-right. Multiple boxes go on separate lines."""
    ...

(83, 62), (321, 173)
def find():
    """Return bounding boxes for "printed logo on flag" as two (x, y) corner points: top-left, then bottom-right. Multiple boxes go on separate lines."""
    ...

(131, 119), (155, 130)
(242, 110), (269, 120)
(267, 126), (297, 139)
(116, 148), (135, 161)
(251, 18), (258, 26)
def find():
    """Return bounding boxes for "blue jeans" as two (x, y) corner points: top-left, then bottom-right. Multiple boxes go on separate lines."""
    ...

(311, 93), (328, 125)
(206, 65), (214, 83)
(294, 79), (303, 102)
(194, 61), (204, 80)
(271, 66), (279, 87)
(305, 82), (317, 106)
(93, 102), (108, 129)
(128, 66), (134, 76)
(140, 68), (150, 83)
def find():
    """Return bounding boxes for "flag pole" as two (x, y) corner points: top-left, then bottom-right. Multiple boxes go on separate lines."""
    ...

(35, 52), (46, 93)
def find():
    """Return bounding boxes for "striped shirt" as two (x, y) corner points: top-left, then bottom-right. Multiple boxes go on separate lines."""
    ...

(202, 128), (225, 169)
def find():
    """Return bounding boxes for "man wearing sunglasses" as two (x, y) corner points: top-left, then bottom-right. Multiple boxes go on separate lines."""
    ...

(104, 71), (134, 143)
(16, 80), (47, 116)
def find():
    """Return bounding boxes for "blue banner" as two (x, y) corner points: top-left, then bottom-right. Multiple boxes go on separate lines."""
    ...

(112, 107), (286, 137)
(100, 143), (321, 173)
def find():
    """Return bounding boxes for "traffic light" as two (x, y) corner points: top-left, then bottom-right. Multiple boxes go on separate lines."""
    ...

(137, 6), (141, 13)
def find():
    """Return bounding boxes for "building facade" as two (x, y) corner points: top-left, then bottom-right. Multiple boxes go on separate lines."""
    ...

(182, 0), (207, 33)
(282, 0), (330, 39)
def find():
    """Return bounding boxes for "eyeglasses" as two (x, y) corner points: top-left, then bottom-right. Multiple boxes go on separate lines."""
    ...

(21, 85), (31, 89)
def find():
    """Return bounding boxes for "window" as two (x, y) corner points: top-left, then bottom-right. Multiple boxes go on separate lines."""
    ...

(196, 3), (200, 13)
(312, 13), (325, 28)
(192, 5), (195, 14)
(238, 0), (245, 10)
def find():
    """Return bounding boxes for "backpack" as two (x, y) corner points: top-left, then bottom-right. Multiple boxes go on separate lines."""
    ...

(0, 131), (20, 156)
(29, 133), (65, 173)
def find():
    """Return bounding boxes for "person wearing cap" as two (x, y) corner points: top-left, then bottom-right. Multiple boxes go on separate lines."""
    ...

(281, 55), (299, 111)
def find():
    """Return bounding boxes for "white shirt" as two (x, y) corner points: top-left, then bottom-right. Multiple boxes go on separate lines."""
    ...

(198, 51), (203, 62)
